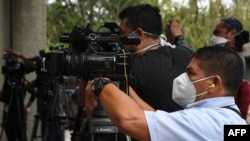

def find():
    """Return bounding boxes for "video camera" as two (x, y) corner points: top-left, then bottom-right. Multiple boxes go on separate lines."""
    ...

(1, 51), (34, 76)
(49, 22), (140, 80)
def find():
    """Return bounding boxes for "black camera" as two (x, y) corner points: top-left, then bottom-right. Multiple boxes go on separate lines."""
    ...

(49, 22), (140, 80)
(3, 51), (13, 60)
(46, 23), (138, 141)
(1, 51), (33, 76)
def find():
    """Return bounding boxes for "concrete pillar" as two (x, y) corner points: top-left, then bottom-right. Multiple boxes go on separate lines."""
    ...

(0, 0), (11, 87)
(12, 0), (46, 55)
(0, 0), (46, 87)
(0, 0), (46, 140)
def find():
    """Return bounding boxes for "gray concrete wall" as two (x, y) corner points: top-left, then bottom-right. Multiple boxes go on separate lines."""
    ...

(0, 0), (46, 140)
(0, 0), (46, 86)
(12, 0), (46, 55)
(0, 0), (11, 87)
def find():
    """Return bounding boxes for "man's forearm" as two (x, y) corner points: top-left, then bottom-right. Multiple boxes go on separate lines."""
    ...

(98, 84), (150, 140)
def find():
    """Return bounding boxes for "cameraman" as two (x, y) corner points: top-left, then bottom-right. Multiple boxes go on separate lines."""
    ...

(84, 46), (247, 141)
(4, 49), (37, 114)
(117, 4), (193, 112)
(0, 49), (36, 141)
(76, 4), (193, 141)
(79, 3), (194, 117)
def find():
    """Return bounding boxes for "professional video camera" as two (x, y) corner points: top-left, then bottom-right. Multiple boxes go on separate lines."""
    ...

(49, 22), (140, 81)
(1, 51), (34, 76)
(51, 22), (140, 141)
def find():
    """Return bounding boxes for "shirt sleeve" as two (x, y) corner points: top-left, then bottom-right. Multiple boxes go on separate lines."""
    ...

(175, 38), (193, 51)
(144, 107), (245, 141)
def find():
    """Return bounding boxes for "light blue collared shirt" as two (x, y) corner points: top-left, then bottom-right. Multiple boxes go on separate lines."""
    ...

(145, 97), (247, 141)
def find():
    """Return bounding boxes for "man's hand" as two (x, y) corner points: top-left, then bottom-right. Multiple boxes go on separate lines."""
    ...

(6, 49), (24, 59)
(25, 105), (31, 115)
(84, 79), (98, 117)
(166, 19), (183, 44)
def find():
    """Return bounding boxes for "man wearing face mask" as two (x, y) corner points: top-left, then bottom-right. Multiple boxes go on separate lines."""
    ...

(210, 17), (250, 75)
(118, 4), (193, 113)
(80, 4), (194, 117)
(210, 17), (249, 50)
(84, 46), (247, 141)
(77, 4), (193, 141)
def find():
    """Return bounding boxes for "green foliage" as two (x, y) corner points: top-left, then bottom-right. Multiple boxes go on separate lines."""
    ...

(47, 0), (250, 51)
(46, 0), (144, 49)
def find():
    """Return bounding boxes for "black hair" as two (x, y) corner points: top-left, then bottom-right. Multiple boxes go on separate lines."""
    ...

(119, 4), (162, 37)
(221, 17), (249, 51)
(235, 30), (250, 51)
(194, 46), (244, 95)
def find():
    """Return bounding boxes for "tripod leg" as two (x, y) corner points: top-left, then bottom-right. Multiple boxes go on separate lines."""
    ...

(16, 86), (28, 141)
(0, 83), (16, 141)
(0, 105), (9, 141)
(31, 114), (40, 141)
(42, 89), (58, 141)
(42, 118), (50, 141)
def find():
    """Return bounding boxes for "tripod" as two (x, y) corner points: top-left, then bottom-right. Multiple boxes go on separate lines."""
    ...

(31, 76), (66, 141)
(0, 74), (28, 141)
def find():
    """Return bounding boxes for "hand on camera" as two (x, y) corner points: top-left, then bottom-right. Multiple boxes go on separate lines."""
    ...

(84, 79), (98, 117)
(6, 49), (24, 59)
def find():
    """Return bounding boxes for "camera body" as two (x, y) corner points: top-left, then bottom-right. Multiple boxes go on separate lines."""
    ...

(49, 22), (140, 81)
(2, 51), (33, 76)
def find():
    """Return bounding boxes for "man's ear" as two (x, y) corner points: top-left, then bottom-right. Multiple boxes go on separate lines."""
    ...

(228, 29), (238, 39)
(136, 28), (144, 37)
(213, 75), (222, 87)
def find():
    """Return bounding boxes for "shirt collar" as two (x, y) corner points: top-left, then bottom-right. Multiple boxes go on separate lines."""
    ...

(186, 96), (235, 108)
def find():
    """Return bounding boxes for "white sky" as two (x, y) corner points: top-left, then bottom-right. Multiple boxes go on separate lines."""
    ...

(48, 0), (234, 8)
(47, 0), (77, 4)
(172, 0), (233, 8)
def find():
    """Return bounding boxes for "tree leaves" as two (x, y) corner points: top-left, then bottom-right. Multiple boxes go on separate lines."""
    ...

(47, 0), (250, 50)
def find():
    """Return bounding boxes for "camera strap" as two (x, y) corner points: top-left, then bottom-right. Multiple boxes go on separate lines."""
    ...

(222, 105), (243, 118)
